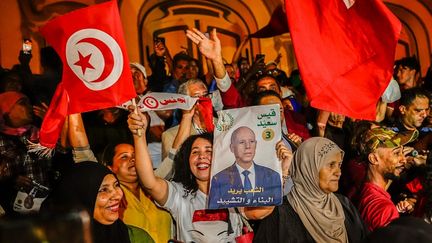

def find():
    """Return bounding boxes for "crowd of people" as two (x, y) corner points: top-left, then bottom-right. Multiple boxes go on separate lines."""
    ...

(1, 25), (432, 243)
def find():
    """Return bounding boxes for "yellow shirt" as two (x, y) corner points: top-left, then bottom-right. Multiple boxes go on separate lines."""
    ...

(121, 184), (172, 243)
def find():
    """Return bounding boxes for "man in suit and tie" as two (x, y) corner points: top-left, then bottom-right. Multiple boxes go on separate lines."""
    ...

(208, 126), (282, 209)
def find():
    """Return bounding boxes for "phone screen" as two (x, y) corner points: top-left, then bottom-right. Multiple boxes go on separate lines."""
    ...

(22, 39), (32, 54)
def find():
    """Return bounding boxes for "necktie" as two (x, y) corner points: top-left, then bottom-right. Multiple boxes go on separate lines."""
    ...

(242, 170), (252, 190)
(242, 170), (252, 202)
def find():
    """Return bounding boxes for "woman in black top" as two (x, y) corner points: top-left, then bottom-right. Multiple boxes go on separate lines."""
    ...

(254, 137), (367, 243)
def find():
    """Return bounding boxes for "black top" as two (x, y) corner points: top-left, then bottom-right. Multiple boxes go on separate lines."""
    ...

(366, 216), (432, 243)
(42, 162), (130, 243)
(253, 194), (368, 243)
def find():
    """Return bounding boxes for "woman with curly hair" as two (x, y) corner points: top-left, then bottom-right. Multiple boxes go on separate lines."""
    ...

(128, 108), (292, 242)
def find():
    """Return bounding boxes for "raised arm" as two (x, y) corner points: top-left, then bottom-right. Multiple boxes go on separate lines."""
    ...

(68, 113), (89, 148)
(155, 41), (173, 75)
(316, 110), (330, 137)
(204, 56), (214, 86)
(172, 106), (195, 149)
(187, 28), (245, 108)
(128, 110), (169, 205)
(276, 141), (293, 180)
(154, 106), (195, 179)
(231, 35), (250, 66)
(148, 41), (170, 92)
(68, 113), (97, 163)
(375, 99), (387, 122)
(186, 28), (225, 79)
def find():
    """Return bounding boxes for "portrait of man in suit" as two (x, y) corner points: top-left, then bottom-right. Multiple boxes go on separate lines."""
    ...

(208, 126), (282, 209)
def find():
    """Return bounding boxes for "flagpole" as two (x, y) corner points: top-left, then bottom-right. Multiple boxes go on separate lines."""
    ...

(132, 98), (142, 137)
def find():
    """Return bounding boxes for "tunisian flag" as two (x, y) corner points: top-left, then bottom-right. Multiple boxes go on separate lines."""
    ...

(36, 0), (135, 150)
(285, 0), (401, 120)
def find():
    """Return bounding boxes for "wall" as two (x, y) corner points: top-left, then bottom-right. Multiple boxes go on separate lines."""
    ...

(0, 0), (431, 77)
(0, 0), (32, 71)
(386, 0), (432, 75)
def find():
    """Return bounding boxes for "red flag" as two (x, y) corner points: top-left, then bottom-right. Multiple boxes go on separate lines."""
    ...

(249, 5), (289, 38)
(38, 83), (69, 148)
(40, 0), (135, 113)
(37, 0), (135, 149)
(197, 97), (214, 133)
(285, 0), (401, 120)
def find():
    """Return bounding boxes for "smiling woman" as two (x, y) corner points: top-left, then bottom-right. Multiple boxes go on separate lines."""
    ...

(128, 107), (294, 242)
(42, 161), (132, 243)
(93, 174), (123, 225)
(100, 142), (172, 243)
(133, 130), (244, 242)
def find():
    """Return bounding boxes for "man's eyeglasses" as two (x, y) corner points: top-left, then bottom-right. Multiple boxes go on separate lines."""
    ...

(191, 93), (212, 99)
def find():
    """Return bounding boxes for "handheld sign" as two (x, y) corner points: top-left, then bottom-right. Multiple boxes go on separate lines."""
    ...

(208, 104), (283, 209)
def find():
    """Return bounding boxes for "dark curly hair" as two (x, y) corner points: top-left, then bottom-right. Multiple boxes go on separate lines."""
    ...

(172, 133), (213, 198)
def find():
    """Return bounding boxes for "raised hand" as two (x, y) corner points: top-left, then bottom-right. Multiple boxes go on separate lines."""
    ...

(154, 42), (166, 57)
(182, 104), (197, 119)
(275, 53), (282, 64)
(287, 133), (302, 147)
(276, 141), (293, 177)
(127, 107), (149, 137)
(186, 28), (222, 62)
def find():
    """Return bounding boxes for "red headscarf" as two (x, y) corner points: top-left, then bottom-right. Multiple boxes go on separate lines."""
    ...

(0, 91), (38, 138)
(0, 91), (25, 117)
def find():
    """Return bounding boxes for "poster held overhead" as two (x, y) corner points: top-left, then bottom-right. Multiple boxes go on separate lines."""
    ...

(208, 104), (283, 209)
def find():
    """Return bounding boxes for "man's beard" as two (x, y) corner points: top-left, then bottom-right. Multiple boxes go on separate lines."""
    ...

(383, 172), (399, 181)
(384, 170), (408, 181)
(178, 73), (188, 84)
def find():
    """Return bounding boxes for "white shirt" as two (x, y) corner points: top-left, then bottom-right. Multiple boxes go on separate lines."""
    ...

(161, 181), (242, 242)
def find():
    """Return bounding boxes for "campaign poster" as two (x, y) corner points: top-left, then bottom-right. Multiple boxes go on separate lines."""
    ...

(208, 104), (282, 209)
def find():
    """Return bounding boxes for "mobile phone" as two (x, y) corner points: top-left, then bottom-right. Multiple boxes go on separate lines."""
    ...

(255, 54), (265, 62)
(154, 37), (165, 45)
(22, 39), (32, 54)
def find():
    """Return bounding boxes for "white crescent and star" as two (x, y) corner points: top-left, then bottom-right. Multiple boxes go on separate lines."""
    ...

(343, 0), (356, 9)
(66, 28), (123, 91)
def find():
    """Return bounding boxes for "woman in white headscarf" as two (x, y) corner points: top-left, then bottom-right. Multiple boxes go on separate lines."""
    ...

(254, 137), (367, 243)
